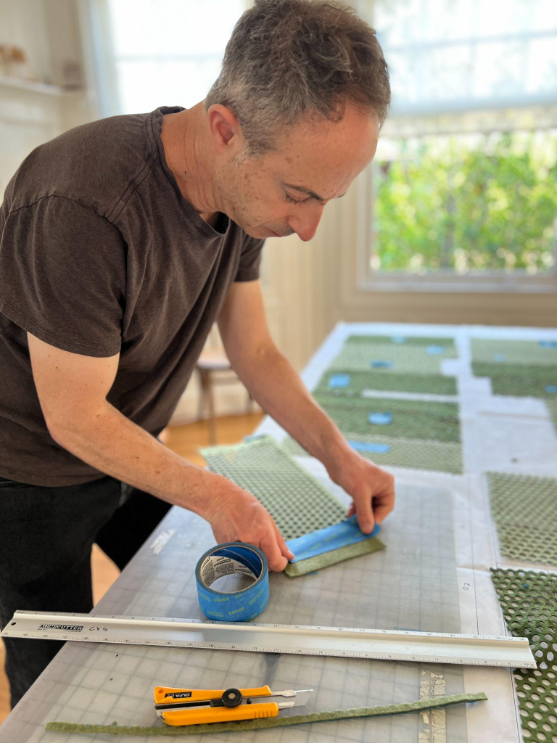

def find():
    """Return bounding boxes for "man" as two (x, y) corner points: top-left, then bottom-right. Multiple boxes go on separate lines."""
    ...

(0, 0), (394, 707)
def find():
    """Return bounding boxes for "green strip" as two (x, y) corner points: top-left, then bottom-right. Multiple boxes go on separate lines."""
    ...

(285, 536), (386, 577)
(45, 692), (487, 736)
(346, 335), (455, 348)
(316, 369), (458, 396)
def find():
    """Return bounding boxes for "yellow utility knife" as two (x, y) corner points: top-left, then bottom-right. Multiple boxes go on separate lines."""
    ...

(154, 685), (313, 726)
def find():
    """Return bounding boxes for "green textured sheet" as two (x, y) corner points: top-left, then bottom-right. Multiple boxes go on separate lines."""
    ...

(45, 692), (488, 736)
(283, 435), (463, 474)
(346, 334), (456, 349)
(471, 338), (557, 366)
(201, 436), (346, 540)
(330, 343), (457, 374)
(491, 569), (557, 743)
(316, 369), (458, 396)
(487, 472), (557, 565)
(546, 398), (557, 428)
(285, 535), (386, 577)
(472, 362), (556, 399)
(314, 393), (461, 443)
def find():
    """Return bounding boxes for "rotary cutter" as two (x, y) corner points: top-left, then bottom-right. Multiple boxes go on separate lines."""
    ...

(154, 685), (313, 726)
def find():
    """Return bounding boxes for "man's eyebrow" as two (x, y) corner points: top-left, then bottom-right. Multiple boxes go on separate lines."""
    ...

(282, 182), (346, 202)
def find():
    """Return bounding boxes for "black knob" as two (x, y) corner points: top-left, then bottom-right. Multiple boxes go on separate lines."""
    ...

(221, 688), (243, 708)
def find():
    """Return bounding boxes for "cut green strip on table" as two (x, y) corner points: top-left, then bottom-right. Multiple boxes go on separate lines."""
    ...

(285, 535), (386, 577)
(313, 394), (461, 443)
(45, 692), (488, 736)
(316, 369), (458, 396)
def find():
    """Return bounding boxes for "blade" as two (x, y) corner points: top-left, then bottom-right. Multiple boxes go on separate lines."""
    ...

(266, 689), (313, 707)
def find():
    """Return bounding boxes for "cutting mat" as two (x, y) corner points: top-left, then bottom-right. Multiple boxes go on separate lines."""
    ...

(0, 322), (556, 743)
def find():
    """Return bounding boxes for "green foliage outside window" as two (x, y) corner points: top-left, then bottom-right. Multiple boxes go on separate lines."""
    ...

(373, 132), (557, 275)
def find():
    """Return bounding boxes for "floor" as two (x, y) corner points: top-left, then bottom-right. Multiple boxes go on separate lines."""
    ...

(0, 412), (263, 724)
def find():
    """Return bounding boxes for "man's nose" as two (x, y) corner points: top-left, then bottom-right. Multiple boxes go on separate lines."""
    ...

(288, 204), (325, 242)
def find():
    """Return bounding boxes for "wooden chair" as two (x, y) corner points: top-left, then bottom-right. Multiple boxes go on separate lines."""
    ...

(195, 347), (253, 445)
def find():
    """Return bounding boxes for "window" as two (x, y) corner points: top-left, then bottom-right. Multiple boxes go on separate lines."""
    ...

(361, 0), (557, 289)
(91, 0), (246, 116)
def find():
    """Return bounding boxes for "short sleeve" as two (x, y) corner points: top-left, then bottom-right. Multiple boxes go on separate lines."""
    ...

(0, 196), (125, 357)
(235, 236), (265, 282)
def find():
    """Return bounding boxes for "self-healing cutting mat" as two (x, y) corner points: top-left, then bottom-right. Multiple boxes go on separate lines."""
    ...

(0, 479), (470, 743)
(487, 472), (557, 565)
(491, 569), (557, 743)
(201, 436), (346, 540)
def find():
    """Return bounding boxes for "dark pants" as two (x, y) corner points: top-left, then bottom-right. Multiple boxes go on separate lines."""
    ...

(0, 475), (172, 708)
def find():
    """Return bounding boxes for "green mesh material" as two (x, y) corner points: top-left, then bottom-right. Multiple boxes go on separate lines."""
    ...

(314, 393), (461, 443)
(487, 473), (557, 565)
(471, 339), (557, 366)
(472, 362), (557, 399)
(346, 334), (456, 349)
(45, 692), (488, 736)
(283, 435), (463, 474)
(330, 343), (457, 374)
(201, 437), (346, 540)
(316, 369), (458, 396)
(546, 398), (557, 428)
(491, 569), (557, 742)
(285, 535), (386, 577)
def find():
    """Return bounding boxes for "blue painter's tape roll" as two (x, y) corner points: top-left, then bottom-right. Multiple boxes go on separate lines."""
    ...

(195, 543), (269, 622)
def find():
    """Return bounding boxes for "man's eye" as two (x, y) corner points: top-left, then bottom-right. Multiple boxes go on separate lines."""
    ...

(285, 193), (309, 204)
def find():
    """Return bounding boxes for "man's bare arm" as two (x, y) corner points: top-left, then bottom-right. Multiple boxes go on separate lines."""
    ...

(218, 281), (395, 533)
(27, 333), (293, 570)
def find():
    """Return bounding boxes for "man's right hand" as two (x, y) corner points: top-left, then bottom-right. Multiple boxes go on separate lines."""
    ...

(201, 482), (294, 572)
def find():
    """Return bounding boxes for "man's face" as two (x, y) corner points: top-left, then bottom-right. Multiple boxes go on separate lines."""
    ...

(214, 104), (379, 242)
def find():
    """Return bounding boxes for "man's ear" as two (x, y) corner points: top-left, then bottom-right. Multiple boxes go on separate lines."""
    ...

(207, 104), (243, 155)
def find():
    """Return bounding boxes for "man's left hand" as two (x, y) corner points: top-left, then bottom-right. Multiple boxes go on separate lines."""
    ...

(327, 451), (395, 534)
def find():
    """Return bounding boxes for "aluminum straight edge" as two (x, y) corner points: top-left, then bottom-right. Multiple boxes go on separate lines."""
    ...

(3, 610), (536, 669)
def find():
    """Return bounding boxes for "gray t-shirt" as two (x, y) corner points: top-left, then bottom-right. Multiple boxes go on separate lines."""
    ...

(0, 106), (264, 486)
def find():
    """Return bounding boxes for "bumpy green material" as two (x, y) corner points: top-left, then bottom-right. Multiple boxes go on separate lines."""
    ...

(546, 398), (557, 428)
(285, 535), (386, 577)
(45, 692), (488, 736)
(471, 338), (557, 366)
(201, 437), (346, 540)
(314, 393), (461, 443)
(491, 569), (557, 742)
(487, 473), (557, 565)
(283, 435), (463, 474)
(330, 343), (456, 374)
(316, 369), (458, 396)
(346, 334), (456, 349)
(472, 362), (556, 399)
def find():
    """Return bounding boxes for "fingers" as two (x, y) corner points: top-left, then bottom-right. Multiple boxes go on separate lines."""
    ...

(259, 529), (288, 571)
(347, 503), (356, 518)
(271, 520), (295, 561)
(354, 492), (375, 534)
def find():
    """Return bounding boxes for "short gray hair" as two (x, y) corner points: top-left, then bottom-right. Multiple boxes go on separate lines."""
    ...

(205, 0), (391, 155)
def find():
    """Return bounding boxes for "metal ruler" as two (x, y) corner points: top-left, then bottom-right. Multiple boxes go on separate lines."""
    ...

(2, 610), (536, 668)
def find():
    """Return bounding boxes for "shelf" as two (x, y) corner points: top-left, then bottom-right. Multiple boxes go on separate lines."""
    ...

(0, 75), (82, 97)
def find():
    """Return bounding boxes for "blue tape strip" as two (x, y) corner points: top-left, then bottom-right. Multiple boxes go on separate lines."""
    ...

(539, 340), (557, 348)
(348, 440), (392, 454)
(195, 543), (269, 622)
(493, 354), (506, 362)
(368, 412), (393, 425)
(370, 360), (394, 369)
(545, 385), (557, 394)
(328, 373), (351, 388)
(390, 336), (407, 344)
(286, 515), (381, 563)
(426, 345), (445, 355)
